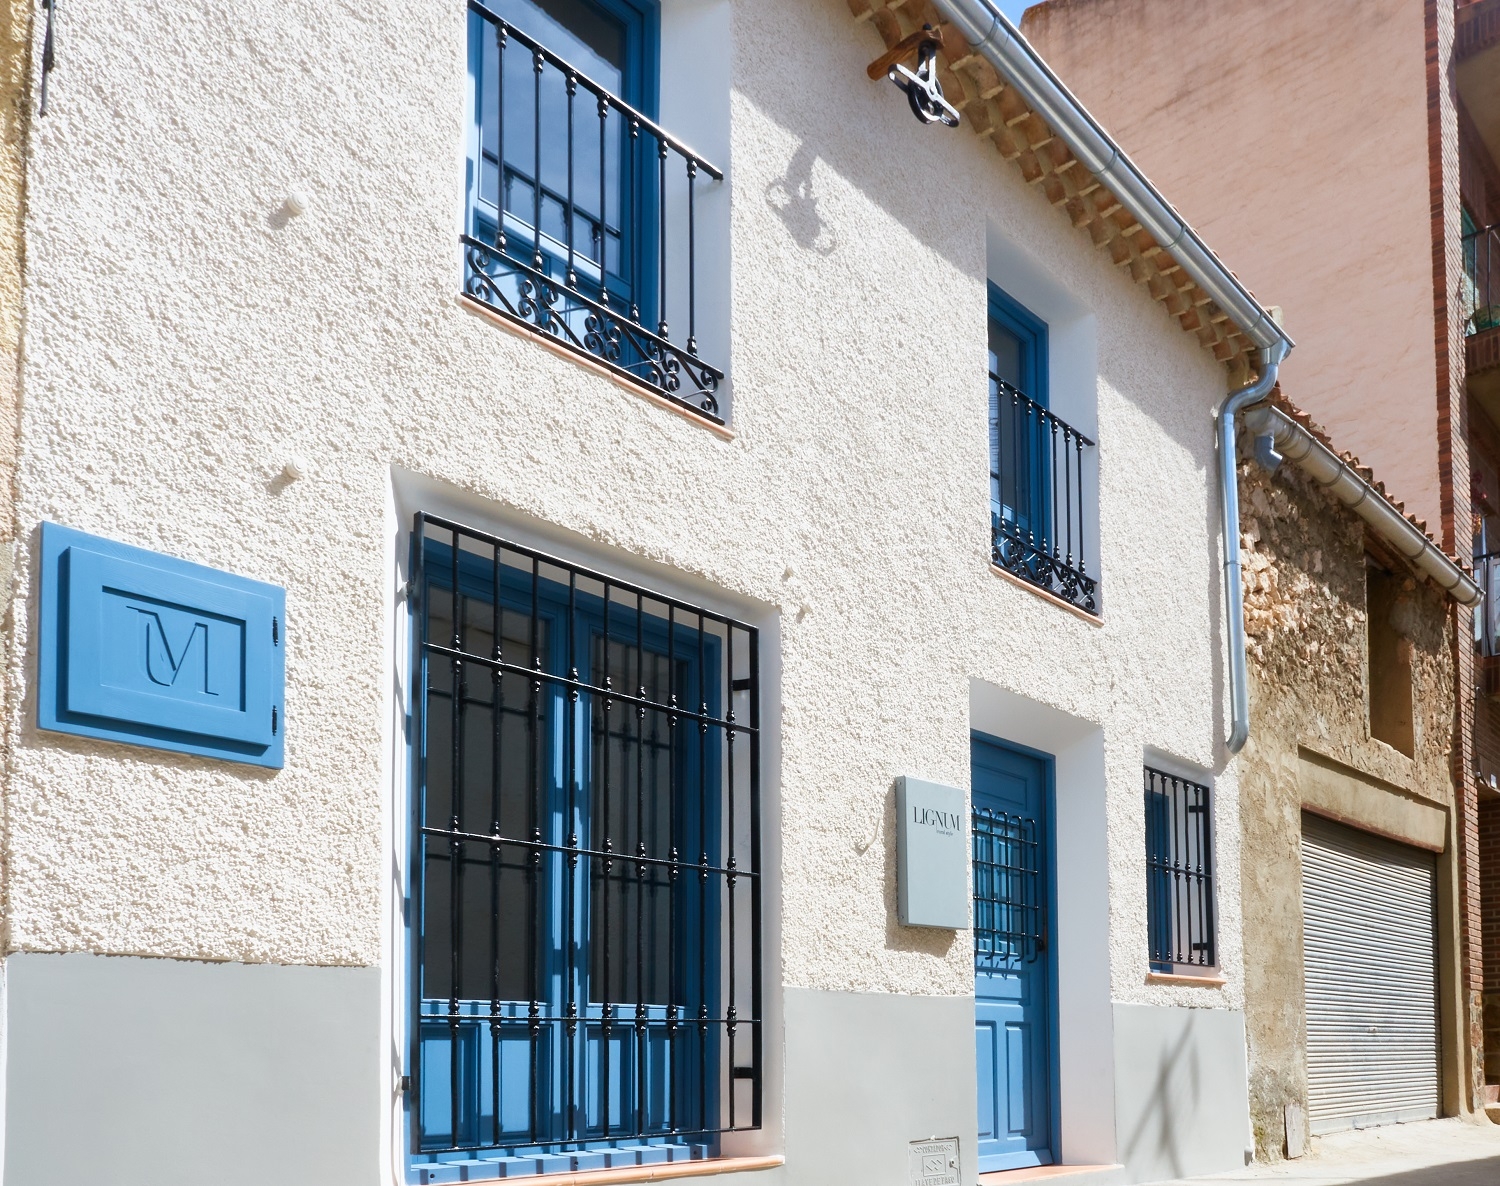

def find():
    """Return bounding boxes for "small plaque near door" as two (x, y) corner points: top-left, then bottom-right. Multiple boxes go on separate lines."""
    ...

(907, 1137), (960, 1186)
(895, 776), (968, 928)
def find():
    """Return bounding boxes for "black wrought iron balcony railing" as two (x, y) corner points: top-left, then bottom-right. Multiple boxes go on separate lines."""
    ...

(990, 379), (1097, 615)
(1475, 550), (1500, 658)
(1464, 221), (1500, 337)
(463, 1), (725, 422)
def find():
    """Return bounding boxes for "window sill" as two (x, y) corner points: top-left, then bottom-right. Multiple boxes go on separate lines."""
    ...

(989, 565), (1103, 626)
(459, 293), (735, 442)
(473, 1155), (785, 1185)
(1146, 970), (1225, 988)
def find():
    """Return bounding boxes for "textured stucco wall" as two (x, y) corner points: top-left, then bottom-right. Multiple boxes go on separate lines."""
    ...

(11, 0), (1241, 1040)
(1235, 445), (1459, 1158)
(1024, 0), (1445, 535)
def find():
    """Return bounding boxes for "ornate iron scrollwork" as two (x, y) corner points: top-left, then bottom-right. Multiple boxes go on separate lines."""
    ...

(462, 237), (723, 422)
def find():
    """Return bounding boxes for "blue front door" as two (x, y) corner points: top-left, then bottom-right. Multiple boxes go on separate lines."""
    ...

(972, 734), (1054, 1172)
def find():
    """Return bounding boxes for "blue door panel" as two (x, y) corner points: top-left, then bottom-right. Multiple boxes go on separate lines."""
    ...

(976, 1017), (1000, 1142)
(972, 733), (1053, 1173)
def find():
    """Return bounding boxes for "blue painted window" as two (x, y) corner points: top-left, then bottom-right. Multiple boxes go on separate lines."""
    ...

(406, 515), (762, 1181)
(467, 0), (660, 319)
(988, 285), (1050, 552)
(1143, 767), (1217, 972)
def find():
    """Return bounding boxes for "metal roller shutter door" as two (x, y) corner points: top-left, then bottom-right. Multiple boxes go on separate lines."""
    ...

(1301, 814), (1439, 1135)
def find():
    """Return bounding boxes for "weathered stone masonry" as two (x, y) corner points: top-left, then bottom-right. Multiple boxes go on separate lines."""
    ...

(1236, 421), (1459, 1159)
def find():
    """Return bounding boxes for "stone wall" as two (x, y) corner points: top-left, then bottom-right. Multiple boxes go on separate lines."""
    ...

(1236, 437), (1458, 1158)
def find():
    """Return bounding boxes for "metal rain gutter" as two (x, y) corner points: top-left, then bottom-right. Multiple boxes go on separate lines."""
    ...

(1218, 348), (1287, 753)
(930, 0), (1295, 357)
(1245, 403), (1482, 608)
(928, 0), (1298, 753)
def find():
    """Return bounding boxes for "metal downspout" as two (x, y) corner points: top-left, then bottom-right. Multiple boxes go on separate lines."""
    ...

(1219, 344), (1288, 753)
(925, 0), (1297, 752)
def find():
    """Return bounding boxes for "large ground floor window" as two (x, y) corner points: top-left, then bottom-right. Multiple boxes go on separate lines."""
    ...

(407, 513), (761, 1178)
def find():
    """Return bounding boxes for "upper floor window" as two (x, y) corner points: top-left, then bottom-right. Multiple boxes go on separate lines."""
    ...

(1143, 766), (1217, 973)
(988, 284), (1097, 614)
(462, 0), (725, 421)
(406, 514), (762, 1181)
(1367, 561), (1415, 757)
(1464, 205), (1499, 336)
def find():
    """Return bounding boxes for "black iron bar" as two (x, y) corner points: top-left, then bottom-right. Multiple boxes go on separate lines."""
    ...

(424, 641), (755, 732)
(416, 825), (752, 878)
(495, 23), (507, 252)
(658, 140), (669, 338)
(566, 72), (577, 288)
(409, 518), (430, 1156)
(565, 570), (579, 1144)
(598, 93), (608, 280)
(697, 614), (708, 1138)
(629, 118), (641, 322)
(725, 620), (737, 1129)
(449, 532), (464, 1149)
(634, 592), (647, 1142)
(667, 602), (679, 1136)
(687, 159), (698, 355)
(601, 584), (614, 1142)
(489, 550), (504, 1147)
(527, 555), (541, 1145)
(532, 47), (543, 271)
(747, 628), (763, 1130)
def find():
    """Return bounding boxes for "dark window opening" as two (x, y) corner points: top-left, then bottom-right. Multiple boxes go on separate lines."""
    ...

(1144, 766), (1216, 973)
(408, 513), (761, 1173)
(1367, 562), (1415, 757)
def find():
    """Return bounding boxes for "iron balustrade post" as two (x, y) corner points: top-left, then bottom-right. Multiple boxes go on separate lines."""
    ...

(687, 159), (698, 356)
(532, 48), (543, 271)
(598, 93), (609, 287)
(658, 139), (669, 339)
(629, 118), (641, 323)
(495, 23), (507, 252)
(565, 73), (577, 289)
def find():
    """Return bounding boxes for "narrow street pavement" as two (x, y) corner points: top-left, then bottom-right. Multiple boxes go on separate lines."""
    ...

(1160, 1118), (1500, 1185)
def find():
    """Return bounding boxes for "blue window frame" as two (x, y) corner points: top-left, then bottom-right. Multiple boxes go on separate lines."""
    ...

(988, 284), (1050, 550)
(467, 0), (660, 320)
(406, 515), (763, 1181)
(1143, 767), (1217, 973)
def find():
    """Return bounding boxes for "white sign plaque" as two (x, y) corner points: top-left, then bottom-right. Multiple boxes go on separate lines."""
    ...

(907, 1137), (960, 1186)
(895, 776), (968, 929)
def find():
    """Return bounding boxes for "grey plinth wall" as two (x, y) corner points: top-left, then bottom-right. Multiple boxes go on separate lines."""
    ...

(3, 953), (381, 1186)
(1112, 1003), (1250, 1182)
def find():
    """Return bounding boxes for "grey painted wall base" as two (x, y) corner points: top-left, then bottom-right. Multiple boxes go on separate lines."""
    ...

(781, 987), (977, 1186)
(1112, 1003), (1249, 1184)
(3, 953), (380, 1186)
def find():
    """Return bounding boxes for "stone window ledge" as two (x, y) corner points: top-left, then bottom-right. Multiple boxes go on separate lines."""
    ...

(1146, 970), (1226, 988)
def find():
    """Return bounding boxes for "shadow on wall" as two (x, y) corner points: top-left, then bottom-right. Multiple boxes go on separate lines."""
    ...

(765, 140), (839, 257)
(1121, 1020), (1200, 1181)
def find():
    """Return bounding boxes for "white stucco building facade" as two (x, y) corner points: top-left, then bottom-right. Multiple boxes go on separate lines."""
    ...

(0, 1), (1289, 1183)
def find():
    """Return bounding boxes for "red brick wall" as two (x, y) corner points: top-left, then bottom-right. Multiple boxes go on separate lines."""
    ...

(1480, 797), (1500, 1082)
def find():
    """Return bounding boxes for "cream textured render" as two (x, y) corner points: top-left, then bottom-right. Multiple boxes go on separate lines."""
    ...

(10, 0), (1242, 1006)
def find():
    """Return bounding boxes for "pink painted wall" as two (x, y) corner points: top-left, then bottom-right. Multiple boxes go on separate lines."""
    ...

(1025, 0), (1443, 532)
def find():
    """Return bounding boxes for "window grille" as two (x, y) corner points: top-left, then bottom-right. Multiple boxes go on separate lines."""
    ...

(408, 512), (761, 1174)
(1143, 767), (1216, 971)
(972, 806), (1044, 967)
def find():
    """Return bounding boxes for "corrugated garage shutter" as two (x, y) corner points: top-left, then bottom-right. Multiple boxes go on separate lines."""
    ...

(1302, 814), (1439, 1135)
